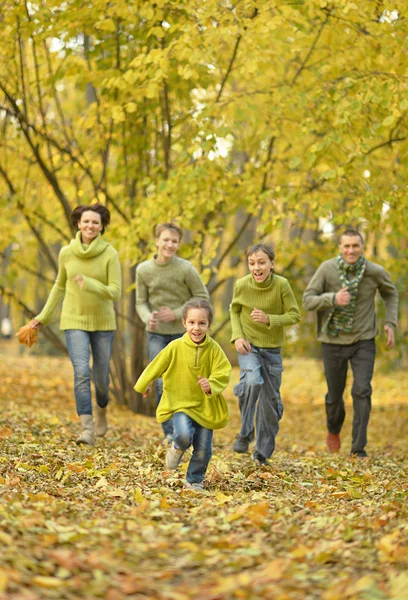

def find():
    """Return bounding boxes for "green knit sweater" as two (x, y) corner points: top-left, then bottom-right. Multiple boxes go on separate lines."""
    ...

(36, 231), (121, 331)
(136, 255), (209, 334)
(230, 273), (300, 347)
(134, 333), (231, 430)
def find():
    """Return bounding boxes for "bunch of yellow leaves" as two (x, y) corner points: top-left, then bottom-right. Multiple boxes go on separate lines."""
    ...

(16, 322), (38, 348)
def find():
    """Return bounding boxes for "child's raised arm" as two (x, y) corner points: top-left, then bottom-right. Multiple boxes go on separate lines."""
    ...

(134, 347), (172, 395)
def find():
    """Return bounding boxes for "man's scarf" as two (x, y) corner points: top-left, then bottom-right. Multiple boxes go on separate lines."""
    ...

(322, 254), (366, 336)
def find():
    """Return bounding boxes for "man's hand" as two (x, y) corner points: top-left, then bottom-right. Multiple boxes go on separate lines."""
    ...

(148, 311), (159, 331)
(335, 286), (350, 306)
(198, 376), (211, 394)
(251, 308), (270, 324)
(384, 325), (395, 350)
(235, 338), (252, 355)
(158, 306), (176, 323)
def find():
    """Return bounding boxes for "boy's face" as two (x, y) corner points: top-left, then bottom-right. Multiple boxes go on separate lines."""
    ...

(248, 251), (274, 283)
(156, 228), (181, 262)
(183, 308), (209, 344)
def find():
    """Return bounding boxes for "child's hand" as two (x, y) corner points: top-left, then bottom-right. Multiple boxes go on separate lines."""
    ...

(251, 308), (270, 325)
(198, 376), (211, 394)
(148, 311), (158, 330)
(235, 338), (252, 355)
(142, 386), (152, 399)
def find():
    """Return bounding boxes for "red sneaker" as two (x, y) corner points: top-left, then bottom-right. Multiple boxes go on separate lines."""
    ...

(326, 432), (341, 453)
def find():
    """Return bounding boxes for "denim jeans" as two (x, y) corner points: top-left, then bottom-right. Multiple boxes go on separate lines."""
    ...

(65, 330), (115, 416)
(172, 412), (213, 484)
(234, 346), (283, 459)
(147, 332), (182, 437)
(322, 339), (376, 454)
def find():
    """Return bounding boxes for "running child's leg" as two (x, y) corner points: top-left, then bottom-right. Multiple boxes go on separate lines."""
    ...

(186, 421), (213, 488)
(166, 412), (194, 470)
(232, 349), (263, 452)
(255, 348), (284, 461)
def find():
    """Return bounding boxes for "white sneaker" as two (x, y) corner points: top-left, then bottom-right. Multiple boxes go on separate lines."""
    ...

(185, 482), (204, 491)
(165, 443), (184, 470)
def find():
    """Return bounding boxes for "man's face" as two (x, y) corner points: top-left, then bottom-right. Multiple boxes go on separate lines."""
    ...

(338, 235), (364, 265)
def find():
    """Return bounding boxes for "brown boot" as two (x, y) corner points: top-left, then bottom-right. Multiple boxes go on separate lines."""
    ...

(76, 415), (95, 446)
(94, 404), (108, 437)
(326, 432), (341, 453)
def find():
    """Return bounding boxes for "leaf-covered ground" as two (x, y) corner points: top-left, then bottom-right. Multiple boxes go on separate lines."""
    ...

(1, 342), (407, 600)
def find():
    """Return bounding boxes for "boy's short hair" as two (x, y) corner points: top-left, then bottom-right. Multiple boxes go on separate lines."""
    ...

(154, 223), (183, 241)
(182, 299), (213, 326)
(246, 243), (275, 262)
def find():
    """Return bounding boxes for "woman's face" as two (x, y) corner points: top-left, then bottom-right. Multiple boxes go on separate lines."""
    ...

(248, 250), (274, 283)
(156, 228), (181, 263)
(78, 210), (103, 244)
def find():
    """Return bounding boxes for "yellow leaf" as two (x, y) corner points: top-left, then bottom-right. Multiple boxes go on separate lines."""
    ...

(32, 576), (64, 589)
(133, 487), (145, 504)
(215, 492), (231, 504)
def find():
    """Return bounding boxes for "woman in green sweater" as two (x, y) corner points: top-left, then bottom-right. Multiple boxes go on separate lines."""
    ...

(230, 244), (300, 465)
(31, 204), (121, 446)
(135, 299), (231, 491)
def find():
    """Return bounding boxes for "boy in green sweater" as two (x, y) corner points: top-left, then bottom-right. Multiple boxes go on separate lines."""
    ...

(135, 299), (231, 491)
(230, 244), (300, 465)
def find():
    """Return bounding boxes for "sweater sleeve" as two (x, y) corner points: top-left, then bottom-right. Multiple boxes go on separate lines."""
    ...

(35, 250), (67, 326)
(267, 280), (301, 327)
(302, 264), (337, 312)
(82, 251), (121, 301)
(208, 345), (232, 396)
(135, 265), (151, 325)
(134, 346), (172, 394)
(377, 267), (398, 329)
(229, 281), (245, 343)
(172, 264), (209, 321)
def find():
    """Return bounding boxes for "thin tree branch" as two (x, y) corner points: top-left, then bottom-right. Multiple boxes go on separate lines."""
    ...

(292, 12), (330, 85)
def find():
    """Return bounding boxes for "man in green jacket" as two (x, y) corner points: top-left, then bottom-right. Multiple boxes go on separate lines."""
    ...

(302, 229), (398, 458)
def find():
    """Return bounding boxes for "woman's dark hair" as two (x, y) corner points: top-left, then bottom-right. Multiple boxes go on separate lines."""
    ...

(71, 203), (111, 235)
(246, 243), (275, 262)
(154, 222), (183, 241)
(182, 299), (213, 326)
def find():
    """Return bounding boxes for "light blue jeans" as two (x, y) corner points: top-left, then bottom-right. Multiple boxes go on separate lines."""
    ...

(234, 346), (283, 459)
(172, 412), (213, 485)
(65, 330), (115, 416)
(147, 332), (182, 436)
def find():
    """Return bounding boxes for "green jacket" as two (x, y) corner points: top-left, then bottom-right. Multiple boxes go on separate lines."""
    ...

(36, 232), (121, 331)
(134, 333), (231, 430)
(302, 258), (398, 344)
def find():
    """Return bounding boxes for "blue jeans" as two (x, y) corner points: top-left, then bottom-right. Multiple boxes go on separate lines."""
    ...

(234, 346), (283, 459)
(147, 332), (182, 437)
(172, 412), (213, 484)
(65, 330), (115, 416)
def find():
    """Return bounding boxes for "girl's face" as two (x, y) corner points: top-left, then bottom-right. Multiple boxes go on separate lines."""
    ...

(248, 250), (274, 283)
(156, 228), (181, 263)
(183, 308), (210, 344)
(78, 210), (103, 244)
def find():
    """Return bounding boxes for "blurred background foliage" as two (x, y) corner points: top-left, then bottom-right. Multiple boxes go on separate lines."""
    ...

(0, 0), (407, 411)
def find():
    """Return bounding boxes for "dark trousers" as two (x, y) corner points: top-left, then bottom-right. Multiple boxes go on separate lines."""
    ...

(321, 339), (376, 453)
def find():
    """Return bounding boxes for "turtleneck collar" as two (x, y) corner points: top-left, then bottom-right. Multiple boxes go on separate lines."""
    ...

(154, 254), (175, 267)
(70, 231), (110, 258)
(252, 272), (274, 289)
(182, 332), (210, 348)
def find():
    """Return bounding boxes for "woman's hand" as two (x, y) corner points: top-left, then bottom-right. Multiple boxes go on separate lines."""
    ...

(30, 319), (41, 330)
(251, 307), (269, 324)
(235, 338), (252, 355)
(74, 274), (84, 290)
(157, 306), (176, 323)
(198, 376), (211, 394)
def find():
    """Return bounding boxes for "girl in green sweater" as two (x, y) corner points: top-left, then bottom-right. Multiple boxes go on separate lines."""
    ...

(31, 204), (121, 446)
(135, 299), (231, 491)
(230, 244), (300, 465)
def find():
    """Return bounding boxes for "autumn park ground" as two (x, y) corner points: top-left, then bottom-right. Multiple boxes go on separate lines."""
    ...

(0, 342), (407, 600)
